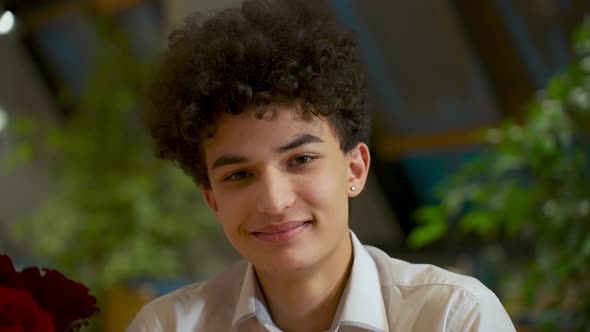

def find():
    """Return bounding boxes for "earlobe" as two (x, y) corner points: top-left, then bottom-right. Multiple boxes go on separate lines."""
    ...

(347, 143), (371, 197)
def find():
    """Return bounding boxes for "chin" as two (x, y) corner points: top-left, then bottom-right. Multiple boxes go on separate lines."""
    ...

(254, 247), (319, 275)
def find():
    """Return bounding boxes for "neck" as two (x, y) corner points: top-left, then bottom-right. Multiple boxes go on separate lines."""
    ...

(255, 234), (353, 332)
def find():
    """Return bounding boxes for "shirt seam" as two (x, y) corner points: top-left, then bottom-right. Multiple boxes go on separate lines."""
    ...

(382, 282), (494, 302)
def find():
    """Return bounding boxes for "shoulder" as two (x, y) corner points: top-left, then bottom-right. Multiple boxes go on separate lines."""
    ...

(364, 245), (515, 331)
(365, 245), (493, 299)
(126, 260), (248, 332)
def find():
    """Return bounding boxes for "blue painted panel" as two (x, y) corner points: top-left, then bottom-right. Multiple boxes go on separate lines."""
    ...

(399, 148), (486, 204)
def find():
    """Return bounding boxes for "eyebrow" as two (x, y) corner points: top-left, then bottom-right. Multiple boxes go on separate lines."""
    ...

(210, 134), (324, 170)
(211, 154), (249, 170)
(276, 134), (324, 153)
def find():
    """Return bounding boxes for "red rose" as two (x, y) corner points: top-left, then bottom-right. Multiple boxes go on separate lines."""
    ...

(0, 286), (54, 332)
(0, 256), (99, 331)
(4, 267), (42, 296)
(37, 269), (98, 332)
(0, 255), (16, 284)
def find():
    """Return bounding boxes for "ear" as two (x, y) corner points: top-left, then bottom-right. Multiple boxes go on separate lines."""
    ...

(202, 187), (219, 214)
(347, 142), (371, 198)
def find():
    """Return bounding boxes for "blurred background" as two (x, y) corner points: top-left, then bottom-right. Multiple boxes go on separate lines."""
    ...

(1, 0), (589, 331)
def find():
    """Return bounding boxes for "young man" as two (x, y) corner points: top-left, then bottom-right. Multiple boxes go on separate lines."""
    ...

(127, 0), (516, 331)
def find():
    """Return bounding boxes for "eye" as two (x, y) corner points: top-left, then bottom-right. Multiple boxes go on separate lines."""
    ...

(289, 155), (317, 167)
(224, 171), (251, 182)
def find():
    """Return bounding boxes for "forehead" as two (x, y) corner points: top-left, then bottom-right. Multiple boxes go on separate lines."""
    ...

(211, 107), (321, 141)
(202, 104), (333, 158)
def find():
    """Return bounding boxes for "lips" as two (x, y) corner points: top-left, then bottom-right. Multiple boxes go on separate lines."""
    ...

(251, 220), (312, 243)
(252, 221), (310, 234)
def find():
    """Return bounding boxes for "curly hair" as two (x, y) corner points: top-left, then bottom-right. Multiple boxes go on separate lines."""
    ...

(143, 0), (369, 187)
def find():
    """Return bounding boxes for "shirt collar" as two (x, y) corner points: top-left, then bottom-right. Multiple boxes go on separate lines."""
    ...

(333, 231), (388, 332)
(232, 231), (388, 332)
(232, 262), (273, 328)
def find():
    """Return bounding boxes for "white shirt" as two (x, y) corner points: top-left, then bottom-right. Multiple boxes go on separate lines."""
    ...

(126, 232), (516, 332)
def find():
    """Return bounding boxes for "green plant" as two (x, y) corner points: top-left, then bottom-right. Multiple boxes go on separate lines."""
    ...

(409, 19), (590, 331)
(5, 16), (216, 293)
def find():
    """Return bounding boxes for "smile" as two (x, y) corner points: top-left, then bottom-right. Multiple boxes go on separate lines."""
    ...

(251, 221), (312, 243)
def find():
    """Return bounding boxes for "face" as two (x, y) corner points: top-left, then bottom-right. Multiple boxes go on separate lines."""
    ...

(202, 103), (370, 277)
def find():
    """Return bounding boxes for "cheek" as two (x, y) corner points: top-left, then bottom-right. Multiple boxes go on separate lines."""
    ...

(217, 209), (249, 243)
(299, 162), (349, 208)
(213, 192), (247, 227)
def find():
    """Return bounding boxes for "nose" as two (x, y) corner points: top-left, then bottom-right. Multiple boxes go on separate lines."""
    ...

(256, 169), (296, 215)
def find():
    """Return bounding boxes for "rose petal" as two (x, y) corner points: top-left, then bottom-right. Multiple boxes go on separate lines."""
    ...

(0, 255), (16, 284)
(38, 269), (98, 330)
(5, 267), (42, 297)
(0, 286), (55, 332)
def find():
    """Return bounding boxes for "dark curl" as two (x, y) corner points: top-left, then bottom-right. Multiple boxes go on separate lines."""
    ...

(143, 0), (369, 187)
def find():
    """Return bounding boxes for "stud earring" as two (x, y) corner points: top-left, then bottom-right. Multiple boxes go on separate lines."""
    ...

(350, 186), (356, 191)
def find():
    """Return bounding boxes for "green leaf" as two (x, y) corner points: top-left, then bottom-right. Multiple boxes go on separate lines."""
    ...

(459, 210), (498, 236)
(409, 206), (448, 248)
(414, 205), (446, 224)
(581, 235), (590, 258)
(546, 76), (567, 100)
(2, 143), (33, 171)
(408, 221), (448, 249)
